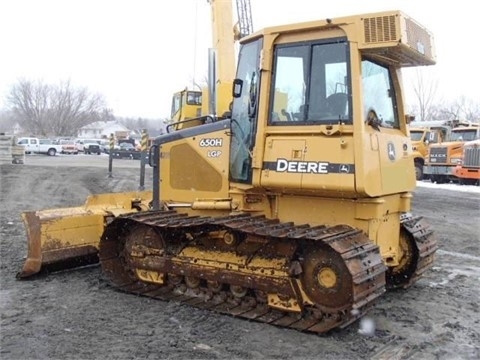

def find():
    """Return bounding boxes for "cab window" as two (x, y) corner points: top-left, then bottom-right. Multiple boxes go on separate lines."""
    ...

(361, 60), (399, 128)
(270, 39), (350, 124)
(186, 91), (202, 105)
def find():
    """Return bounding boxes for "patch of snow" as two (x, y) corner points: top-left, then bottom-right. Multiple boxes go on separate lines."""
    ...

(358, 317), (376, 336)
(416, 181), (480, 194)
(194, 344), (212, 351)
(437, 250), (480, 262)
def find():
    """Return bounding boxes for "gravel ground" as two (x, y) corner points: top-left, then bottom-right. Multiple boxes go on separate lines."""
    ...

(1, 155), (479, 360)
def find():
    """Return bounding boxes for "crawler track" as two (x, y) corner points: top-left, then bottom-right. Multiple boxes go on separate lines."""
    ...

(99, 211), (388, 333)
(387, 213), (438, 289)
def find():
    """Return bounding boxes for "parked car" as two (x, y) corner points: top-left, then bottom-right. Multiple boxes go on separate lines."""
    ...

(111, 142), (145, 160)
(75, 139), (102, 153)
(53, 137), (74, 145)
(84, 141), (102, 155)
(59, 140), (79, 155)
(117, 138), (136, 148)
(118, 142), (136, 151)
(98, 139), (110, 153)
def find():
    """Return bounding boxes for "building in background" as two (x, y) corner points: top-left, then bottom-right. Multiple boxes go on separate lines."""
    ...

(77, 121), (130, 139)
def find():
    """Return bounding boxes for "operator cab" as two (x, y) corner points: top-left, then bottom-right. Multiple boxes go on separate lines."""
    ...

(229, 11), (434, 196)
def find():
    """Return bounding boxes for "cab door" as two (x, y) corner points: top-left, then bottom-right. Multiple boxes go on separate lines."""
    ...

(229, 38), (262, 184)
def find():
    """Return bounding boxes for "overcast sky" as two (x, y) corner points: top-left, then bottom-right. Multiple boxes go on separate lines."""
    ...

(0, 0), (477, 119)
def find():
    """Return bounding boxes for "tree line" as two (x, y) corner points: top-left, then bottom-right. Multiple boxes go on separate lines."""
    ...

(2, 79), (114, 136)
(0, 76), (478, 138)
(0, 79), (166, 137)
(408, 69), (479, 122)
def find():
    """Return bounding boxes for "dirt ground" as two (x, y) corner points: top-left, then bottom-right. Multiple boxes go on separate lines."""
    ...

(1, 155), (479, 360)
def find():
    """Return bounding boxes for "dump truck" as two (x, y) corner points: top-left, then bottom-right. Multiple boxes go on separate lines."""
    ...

(18, 10), (438, 334)
(452, 139), (480, 185)
(424, 123), (480, 183)
(408, 123), (449, 180)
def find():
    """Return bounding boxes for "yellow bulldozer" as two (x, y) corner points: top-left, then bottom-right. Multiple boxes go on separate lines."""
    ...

(18, 9), (438, 334)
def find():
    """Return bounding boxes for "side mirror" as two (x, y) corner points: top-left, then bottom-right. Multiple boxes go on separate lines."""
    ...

(405, 114), (415, 124)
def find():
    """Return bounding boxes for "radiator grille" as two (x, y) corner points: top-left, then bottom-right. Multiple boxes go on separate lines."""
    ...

(363, 15), (397, 43)
(429, 147), (448, 164)
(464, 147), (480, 167)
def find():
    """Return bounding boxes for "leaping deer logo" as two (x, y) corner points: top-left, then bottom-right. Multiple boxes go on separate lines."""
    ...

(387, 142), (396, 161)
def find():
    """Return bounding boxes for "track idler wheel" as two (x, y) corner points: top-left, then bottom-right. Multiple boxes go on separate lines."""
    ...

(123, 224), (168, 285)
(301, 247), (353, 313)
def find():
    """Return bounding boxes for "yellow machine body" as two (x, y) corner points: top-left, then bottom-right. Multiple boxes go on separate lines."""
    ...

(18, 191), (152, 278)
(156, 10), (435, 270)
(19, 9), (438, 334)
(169, 89), (203, 130)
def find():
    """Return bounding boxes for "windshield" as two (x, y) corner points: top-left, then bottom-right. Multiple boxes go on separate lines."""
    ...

(450, 129), (479, 141)
(410, 131), (424, 141)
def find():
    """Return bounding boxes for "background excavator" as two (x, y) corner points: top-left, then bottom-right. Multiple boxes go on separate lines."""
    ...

(18, 5), (438, 334)
(168, 0), (253, 130)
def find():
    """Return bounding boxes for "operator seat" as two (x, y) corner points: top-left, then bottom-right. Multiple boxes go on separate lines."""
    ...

(326, 93), (348, 117)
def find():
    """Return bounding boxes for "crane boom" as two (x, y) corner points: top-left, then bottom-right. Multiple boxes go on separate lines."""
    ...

(208, 0), (236, 83)
(172, 1), (254, 124)
(235, 0), (253, 39)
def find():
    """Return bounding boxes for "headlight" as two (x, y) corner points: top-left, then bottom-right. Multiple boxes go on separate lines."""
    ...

(450, 158), (462, 164)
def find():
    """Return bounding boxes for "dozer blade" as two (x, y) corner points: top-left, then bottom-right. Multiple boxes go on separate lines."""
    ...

(17, 191), (152, 279)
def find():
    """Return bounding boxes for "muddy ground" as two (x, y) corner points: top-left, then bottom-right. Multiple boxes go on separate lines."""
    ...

(1, 156), (479, 360)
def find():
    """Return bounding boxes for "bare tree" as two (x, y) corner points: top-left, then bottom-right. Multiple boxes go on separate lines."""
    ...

(457, 96), (480, 122)
(409, 69), (480, 123)
(117, 116), (149, 132)
(433, 96), (480, 122)
(115, 116), (167, 136)
(6, 79), (108, 136)
(0, 109), (18, 133)
(410, 68), (439, 121)
(436, 100), (462, 121)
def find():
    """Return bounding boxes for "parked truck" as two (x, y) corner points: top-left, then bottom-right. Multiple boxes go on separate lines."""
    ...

(408, 124), (449, 180)
(17, 137), (63, 156)
(423, 124), (480, 183)
(452, 139), (480, 185)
